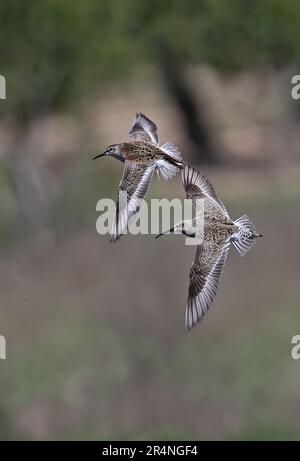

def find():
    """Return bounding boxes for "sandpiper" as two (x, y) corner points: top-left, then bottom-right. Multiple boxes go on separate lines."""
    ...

(156, 163), (263, 331)
(93, 113), (183, 242)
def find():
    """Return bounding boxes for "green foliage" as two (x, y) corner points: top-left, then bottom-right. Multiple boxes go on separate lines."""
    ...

(118, 0), (300, 68)
(0, 1), (139, 118)
(1, 0), (300, 118)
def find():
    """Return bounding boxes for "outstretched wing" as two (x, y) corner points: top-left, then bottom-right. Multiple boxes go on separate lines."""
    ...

(111, 161), (155, 242)
(185, 240), (230, 330)
(182, 163), (229, 216)
(129, 113), (159, 145)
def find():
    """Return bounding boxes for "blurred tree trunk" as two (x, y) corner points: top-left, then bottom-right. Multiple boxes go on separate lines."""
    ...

(4, 65), (68, 247)
(6, 121), (51, 243)
(157, 43), (217, 165)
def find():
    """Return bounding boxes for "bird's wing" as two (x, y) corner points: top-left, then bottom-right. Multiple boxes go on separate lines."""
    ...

(111, 161), (155, 242)
(129, 113), (159, 145)
(182, 163), (229, 216)
(185, 240), (230, 330)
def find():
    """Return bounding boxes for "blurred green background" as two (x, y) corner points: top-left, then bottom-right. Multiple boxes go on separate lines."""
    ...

(0, 0), (300, 440)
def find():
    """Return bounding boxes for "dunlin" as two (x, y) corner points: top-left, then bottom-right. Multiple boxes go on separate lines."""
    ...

(156, 163), (263, 331)
(94, 113), (183, 242)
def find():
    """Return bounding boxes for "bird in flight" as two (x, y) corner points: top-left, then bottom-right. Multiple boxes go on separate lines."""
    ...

(93, 113), (183, 242)
(156, 163), (263, 331)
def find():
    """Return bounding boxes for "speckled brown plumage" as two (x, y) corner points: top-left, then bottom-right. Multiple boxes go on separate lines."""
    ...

(162, 163), (262, 331)
(182, 164), (262, 330)
(94, 113), (183, 242)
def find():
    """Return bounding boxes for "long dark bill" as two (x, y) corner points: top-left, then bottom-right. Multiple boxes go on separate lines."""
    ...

(93, 153), (106, 160)
(155, 227), (174, 239)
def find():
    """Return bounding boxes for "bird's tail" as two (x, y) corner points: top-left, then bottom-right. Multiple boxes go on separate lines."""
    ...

(156, 142), (183, 180)
(231, 215), (263, 257)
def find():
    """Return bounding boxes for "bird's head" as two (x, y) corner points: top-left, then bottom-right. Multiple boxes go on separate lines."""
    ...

(93, 144), (123, 160)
